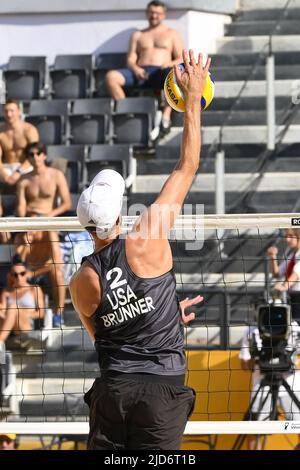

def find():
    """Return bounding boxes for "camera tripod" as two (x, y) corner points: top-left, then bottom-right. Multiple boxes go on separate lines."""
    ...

(232, 370), (300, 450)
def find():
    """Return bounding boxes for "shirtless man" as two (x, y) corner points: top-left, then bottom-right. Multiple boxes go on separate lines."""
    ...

(16, 142), (71, 218)
(105, 1), (183, 132)
(0, 100), (38, 187)
(15, 142), (71, 327)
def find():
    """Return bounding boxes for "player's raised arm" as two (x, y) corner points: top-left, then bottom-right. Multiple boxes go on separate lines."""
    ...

(132, 49), (211, 239)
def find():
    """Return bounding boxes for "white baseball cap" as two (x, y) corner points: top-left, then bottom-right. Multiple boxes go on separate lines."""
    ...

(77, 169), (125, 238)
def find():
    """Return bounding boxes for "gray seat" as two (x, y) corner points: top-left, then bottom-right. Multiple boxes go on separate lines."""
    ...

(113, 97), (158, 147)
(0, 104), (5, 124)
(50, 55), (93, 99)
(47, 145), (87, 192)
(26, 100), (70, 145)
(94, 53), (127, 97)
(86, 144), (132, 183)
(1, 194), (17, 216)
(4, 56), (47, 100)
(69, 98), (113, 145)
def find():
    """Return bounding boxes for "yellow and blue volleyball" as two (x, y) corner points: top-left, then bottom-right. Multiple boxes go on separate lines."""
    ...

(164, 63), (215, 112)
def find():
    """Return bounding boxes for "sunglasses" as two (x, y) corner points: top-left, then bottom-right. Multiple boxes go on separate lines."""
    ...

(28, 150), (43, 158)
(12, 271), (26, 278)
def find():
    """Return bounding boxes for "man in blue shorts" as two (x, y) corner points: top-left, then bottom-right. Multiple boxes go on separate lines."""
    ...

(105, 1), (183, 133)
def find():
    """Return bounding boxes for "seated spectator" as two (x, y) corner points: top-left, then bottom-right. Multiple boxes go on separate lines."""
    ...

(16, 142), (71, 218)
(105, 1), (183, 133)
(14, 231), (66, 328)
(0, 100), (38, 189)
(267, 228), (300, 319)
(0, 259), (45, 351)
(14, 141), (71, 327)
(0, 433), (19, 450)
(0, 100), (39, 242)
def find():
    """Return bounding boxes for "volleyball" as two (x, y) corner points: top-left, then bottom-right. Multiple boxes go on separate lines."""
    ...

(164, 63), (215, 112)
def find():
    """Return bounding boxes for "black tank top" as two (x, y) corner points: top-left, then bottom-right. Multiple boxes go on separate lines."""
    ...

(82, 237), (186, 376)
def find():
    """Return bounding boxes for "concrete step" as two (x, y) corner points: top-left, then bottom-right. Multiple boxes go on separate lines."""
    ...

(209, 96), (291, 111)
(213, 79), (296, 98)
(137, 156), (300, 175)
(226, 20), (300, 36)
(211, 64), (300, 81)
(176, 271), (266, 289)
(218, 35), (300, 54)
(238, 8), (300, 21)
(173, 258), (265, 275)
(171, 234), (278, 259)
(211, 51), (300, 67)
(241, 0), (300, 10)
(128, 190), (299, 211)
(156, 143), (268, 160)
(134, 173), (300, 193)
(174, 109), (300, 128)
(19, 396), (89, 417)
(162, 125), (300, 146)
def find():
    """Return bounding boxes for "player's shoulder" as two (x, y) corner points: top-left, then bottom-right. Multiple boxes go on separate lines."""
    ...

(71, 260), (98, 284)
(70, 261), (100, 295)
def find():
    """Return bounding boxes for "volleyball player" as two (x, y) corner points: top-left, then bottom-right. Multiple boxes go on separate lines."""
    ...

(70, 49), (210, 450)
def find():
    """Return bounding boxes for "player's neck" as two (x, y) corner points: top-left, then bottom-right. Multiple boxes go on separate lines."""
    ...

(93, 228), (122, 252)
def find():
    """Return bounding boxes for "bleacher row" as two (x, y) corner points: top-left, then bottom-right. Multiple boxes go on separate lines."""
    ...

(0, 53), (129, 101)
(0, 96), (159, 148)
(1, 143), (136, 217)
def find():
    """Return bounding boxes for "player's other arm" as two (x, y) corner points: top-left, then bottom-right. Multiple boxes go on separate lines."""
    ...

(69, 263), (101, 342)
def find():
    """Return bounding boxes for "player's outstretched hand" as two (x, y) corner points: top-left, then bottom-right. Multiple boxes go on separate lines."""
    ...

(180, 294), (203, 325)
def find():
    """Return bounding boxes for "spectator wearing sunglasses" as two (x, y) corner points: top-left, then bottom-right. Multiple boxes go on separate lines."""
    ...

(16, 142), (71, 218)
(0, 257), (45, 350)
(14, 142), (71, 327)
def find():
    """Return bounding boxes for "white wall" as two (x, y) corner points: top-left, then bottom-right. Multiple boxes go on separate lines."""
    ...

(0, 10), (230, 66)
(187, 11), (232, 55)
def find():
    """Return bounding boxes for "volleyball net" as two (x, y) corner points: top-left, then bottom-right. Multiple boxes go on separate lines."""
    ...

(1, 213), (300, 444)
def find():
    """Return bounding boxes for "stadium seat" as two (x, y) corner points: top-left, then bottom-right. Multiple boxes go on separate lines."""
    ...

(3, 56), (48, 100)
(0, 351), (16, 413)
(1, 194), (17, 216)
(86, 144), (134, 188)
(94, 53), (127, 97)
(47, 145), (88, 192)
(0, 104), (5, 124)
(25, 100), (70, 145)
(112, 97), (158, 146)
(50, 55), (94, 99)
(69, 98), (113, 145)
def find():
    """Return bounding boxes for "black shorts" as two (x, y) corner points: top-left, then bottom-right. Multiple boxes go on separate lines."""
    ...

(84, 373), (195, 450)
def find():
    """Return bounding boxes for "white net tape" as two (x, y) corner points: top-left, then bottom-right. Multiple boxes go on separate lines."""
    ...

(1, 214), (300, 439)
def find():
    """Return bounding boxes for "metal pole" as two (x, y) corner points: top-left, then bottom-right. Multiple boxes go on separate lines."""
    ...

(215, 149), (225, 256)
(266, 54), (276, 151)
(215, 150), (225, 214)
